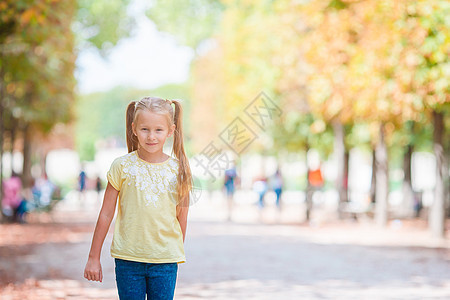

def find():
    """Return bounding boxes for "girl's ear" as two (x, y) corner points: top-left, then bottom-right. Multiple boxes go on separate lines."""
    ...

(132, 122), (137, 135)
(169, 124), (176, 137)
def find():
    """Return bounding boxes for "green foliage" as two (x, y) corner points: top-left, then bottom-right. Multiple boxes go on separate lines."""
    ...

(75, 0), (136, 56)
(146, 0), (224, 51)
(150, 83), (190, 100)
(143, 0), (449, 160)
(76, 86), (141, 160)
(346, 123), (372, 152)
(399, 1), (450, 110)
(327, 0), (348, 10)
(270, 111), (334, 158)
(1, 0), (136, 137)
(1, 0), (76, 132)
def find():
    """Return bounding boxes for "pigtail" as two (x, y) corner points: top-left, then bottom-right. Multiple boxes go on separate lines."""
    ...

(171, 100), (193, 207)
(126, 101), (139, 153)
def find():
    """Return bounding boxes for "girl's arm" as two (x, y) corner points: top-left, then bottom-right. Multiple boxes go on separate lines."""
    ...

(176, 196), (189, 243)
(84, 182), (119, 282)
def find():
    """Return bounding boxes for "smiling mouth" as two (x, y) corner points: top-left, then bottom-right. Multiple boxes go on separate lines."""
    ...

(147, 143), (157, 146)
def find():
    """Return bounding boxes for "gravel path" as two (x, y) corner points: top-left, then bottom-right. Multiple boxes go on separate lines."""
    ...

(0, 191), (449, 299)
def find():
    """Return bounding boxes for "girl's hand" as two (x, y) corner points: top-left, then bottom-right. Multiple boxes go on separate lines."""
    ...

(84, 258), (103, 282)
(84, 183), (118, 283)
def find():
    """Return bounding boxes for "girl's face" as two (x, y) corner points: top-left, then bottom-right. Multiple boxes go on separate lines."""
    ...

(132, 110), (175, 157)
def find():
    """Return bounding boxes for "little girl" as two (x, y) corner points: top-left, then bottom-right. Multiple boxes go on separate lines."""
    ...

(84, 97), (193, 299)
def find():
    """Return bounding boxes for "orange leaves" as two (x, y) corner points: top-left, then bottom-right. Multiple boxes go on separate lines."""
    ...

(189, 0), (448, 145)
(1, 0), (77, 133)
(289, 0), (448, 126)
(20, 8), (35, 25)
(19, 4), (47, 27)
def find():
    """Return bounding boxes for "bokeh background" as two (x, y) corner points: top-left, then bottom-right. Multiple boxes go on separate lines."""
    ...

(0, 0), (449, 299)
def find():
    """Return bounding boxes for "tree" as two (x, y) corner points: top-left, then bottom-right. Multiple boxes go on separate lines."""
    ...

(1, 0), (77, 189)
(148, 0), (449, 232)
(291, 0), (449, 227)
(146, 0), (224, 53)
(0, 0), (135, 222)
(398, 1), (449, 237)
(75, 0), (135, 55)
(279, 0), (378, 218)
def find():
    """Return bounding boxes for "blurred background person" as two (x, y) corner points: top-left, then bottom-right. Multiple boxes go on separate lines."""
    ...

(78, 166), (87, 203)
(223, 164), (238, 221)
(253, 174), (268, 221)
(270, 168), (284, 211)
(305, 150), (324, 222)
(34, 173), (56, 208)
(95, 176), (103, 202)
(1, 172), (23, 223)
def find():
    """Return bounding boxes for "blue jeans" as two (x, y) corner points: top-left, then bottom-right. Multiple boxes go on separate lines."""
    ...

(114, 258), (178, 300)
(274, 188), (282, 208)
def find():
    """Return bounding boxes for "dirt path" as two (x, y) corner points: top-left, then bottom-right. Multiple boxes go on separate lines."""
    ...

(1, 191), (449, 299)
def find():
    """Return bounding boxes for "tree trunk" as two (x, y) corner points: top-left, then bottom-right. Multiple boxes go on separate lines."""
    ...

(0, 90), (4, 222)
(0, 66), (5, 222)
(343, 149), (349, 203)
(370, 147), (376, 205)
(333, 120), (346, 218)
(402, 143), (414, 218)
(429, 110), (446, 238)
(41, 148), (48, 177)
(375, 123), (389, 227)
(446, 150), (450, 219)
(305, 172), (312, 222)
(22, 123), (33, 188)
(305, 144), (312, 222)
(9, 119), (16, 173)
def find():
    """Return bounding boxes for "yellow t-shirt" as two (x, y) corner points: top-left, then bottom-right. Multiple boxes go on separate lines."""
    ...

(107, 151), (185, 264)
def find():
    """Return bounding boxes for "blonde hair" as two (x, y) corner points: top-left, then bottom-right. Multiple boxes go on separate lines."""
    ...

(126, 97), (193, 206)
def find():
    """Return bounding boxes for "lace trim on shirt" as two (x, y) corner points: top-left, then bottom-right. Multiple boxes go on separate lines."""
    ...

(120, 153), (178, 207)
